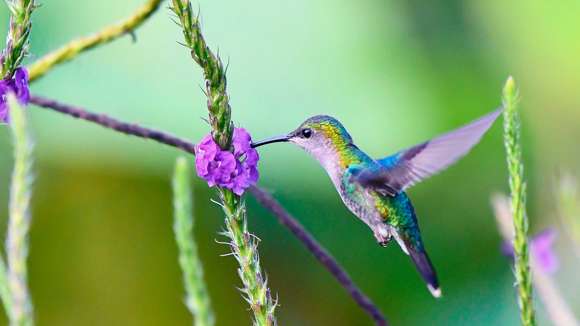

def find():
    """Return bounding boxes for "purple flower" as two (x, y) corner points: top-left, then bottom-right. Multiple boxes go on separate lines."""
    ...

(195, 134), (220, 176)
(502, 228), (558, 274)
(194, 128), (260, 195)
(0, 67), (30, 124)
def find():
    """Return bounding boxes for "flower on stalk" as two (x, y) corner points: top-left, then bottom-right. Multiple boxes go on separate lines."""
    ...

(502, 228), (558, 274)
(1, 67), (30, 123)
(195, 128), (259, 195)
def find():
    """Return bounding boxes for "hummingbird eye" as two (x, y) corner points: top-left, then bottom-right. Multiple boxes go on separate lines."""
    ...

(301, 128), (313, 138)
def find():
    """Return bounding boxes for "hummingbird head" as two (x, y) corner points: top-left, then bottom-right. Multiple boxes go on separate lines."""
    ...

(252, 115), (354, 158)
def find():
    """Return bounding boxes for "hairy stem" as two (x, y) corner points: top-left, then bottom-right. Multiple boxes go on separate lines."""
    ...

(29, 95), (386, 325)
(6, 96), (34, 326)
(27, 0), (163, 82)
(173, 157), (215, 326)
(502, 76), (535, 326)
(219, 190), (277, 326)
(1, 0), (36, 78)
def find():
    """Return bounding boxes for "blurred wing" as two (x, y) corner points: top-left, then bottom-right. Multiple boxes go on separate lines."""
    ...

(353, 109), (502, 195)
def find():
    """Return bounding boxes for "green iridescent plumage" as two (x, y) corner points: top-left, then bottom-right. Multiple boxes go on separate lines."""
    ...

(252, 110), (502, 297)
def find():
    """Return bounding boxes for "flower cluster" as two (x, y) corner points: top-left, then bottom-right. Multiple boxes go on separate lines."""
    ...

(195, 128), (259, 195)
(0, 67), (30, 123)
(503, 228), (558, 274)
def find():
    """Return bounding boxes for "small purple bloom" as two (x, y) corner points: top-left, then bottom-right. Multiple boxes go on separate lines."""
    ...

(233, 128), (252, 156)
(195, 134), (220, 176)
(502, 228), (558, 274)
(530, 229), (558, 274)
(194, 128), (260, 195)
(0, 67), (31, 124)
(13, 68), (30, 103)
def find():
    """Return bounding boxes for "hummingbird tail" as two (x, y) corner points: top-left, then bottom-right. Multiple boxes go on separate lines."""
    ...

(408, 246), (442, 298)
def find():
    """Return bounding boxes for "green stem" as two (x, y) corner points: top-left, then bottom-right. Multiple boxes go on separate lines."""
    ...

(219, 189), (277, 326)
(170, 1), (277, 324)
(6, 96), (35, 326)
(502, 76), (535, 326)
(172, 157), (215, 326)
(27, 0), (163, 82)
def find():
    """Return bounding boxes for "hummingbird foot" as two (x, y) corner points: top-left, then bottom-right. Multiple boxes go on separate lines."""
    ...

(374, 230), (392, 247)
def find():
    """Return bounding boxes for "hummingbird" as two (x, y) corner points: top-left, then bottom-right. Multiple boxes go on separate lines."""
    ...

(251, 109), (501, 298)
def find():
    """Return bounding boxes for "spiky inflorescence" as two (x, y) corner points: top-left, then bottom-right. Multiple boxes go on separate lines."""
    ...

(27, 0), (163, 82)
(170, 1), (277, 324)
(219, 192), (277, 326)
(6, 95), (34, 326)
(170, 0), (233, 149)
(502, 77), (536, 326)
(1, 0), (36, 79)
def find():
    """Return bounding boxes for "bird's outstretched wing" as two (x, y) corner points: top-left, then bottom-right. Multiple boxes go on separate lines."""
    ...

(352, 109), (502, 196)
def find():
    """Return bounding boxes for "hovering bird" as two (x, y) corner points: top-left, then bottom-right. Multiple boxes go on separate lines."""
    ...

(251, 109), (501, 297)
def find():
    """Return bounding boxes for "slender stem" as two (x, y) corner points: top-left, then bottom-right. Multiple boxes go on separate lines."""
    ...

(6, 96), (34, 326)
(173, 157), (215, 326)
(249, 187), (388, 326)
(29, 95), (387, 325)
(170, 1), (276, 324)
(502, 76), (535, 326)
(219, 189), (277, 326)
(26, 0), (163, 82)
(29, 96), (196, 153)
(1, 0), (36, 78)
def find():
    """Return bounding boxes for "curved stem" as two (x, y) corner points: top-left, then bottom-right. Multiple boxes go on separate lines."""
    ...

(27, 0), (163, 82)
(249, 187), (388, 326)
(29, 95), (388, 325)
(29, 96), (196, 153)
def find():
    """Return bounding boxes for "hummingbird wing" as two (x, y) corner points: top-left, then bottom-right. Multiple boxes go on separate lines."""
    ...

(352, 109), (502, 196)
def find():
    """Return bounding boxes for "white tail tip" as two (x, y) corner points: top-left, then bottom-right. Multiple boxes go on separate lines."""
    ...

(428, 284), (442, 298)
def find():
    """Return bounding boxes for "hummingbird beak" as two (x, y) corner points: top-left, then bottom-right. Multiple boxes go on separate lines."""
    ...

(251, 134), (291, 148)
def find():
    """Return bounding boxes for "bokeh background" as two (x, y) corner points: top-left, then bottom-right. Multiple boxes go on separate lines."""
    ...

(1, 0), (580, 325)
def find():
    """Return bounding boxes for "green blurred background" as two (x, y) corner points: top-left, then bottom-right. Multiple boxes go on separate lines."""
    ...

(1, 0), (580, 324)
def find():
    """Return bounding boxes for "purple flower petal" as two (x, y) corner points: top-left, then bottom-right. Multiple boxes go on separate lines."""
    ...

(531, 228), (558, 274)
(245, 148), (260, 165)
(0, 80), (11, 123)
(0, 67), (30, 124)
(233, 128), (252, 156)
(13, 68), (30, 104)
(194, 128), (260, 195)
(0, 103), (7, 123)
